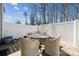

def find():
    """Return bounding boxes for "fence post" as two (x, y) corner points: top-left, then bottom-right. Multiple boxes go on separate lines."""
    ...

(73, 20), (77, 47)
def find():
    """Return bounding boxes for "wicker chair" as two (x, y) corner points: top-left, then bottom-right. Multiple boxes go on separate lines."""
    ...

(20, 37), (39, 56)
(45, 35), (61, 56)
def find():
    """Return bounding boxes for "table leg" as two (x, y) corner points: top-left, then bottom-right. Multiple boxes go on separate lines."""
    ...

(39, 40), (42, 56)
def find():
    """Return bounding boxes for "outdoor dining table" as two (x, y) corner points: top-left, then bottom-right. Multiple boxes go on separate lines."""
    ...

(30, 33), (51, 54)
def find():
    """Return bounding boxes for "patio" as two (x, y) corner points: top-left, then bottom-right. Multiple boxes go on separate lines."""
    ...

(0, 20), (79, 56)
(0, 3), (79, 56)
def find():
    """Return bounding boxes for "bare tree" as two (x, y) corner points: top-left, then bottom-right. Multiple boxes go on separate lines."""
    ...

(30, 13), (35, 25)
(67, 3), (79, 20)
(46, 4), (58, 23)
(38, 3), (47, 24)
(46, 4), (51, 23)
(30, 4), (37, 25)
(23, 11), (28, 25)
(60, 3), (69, 22)
(51, 4), (57, 23)
(72, 4), (79, 20)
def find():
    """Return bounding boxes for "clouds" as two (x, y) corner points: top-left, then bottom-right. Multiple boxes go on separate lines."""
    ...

(10, 3), (18, 6)
(3, 15), (16, 23)
(24, 7), (28, 11)
(10, 3), (19, 11)
(14, 6), (19, 10)
(3, 14), (25, 24)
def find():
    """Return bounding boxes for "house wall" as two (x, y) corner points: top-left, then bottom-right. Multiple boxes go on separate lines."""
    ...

(0, 3), (2, 43)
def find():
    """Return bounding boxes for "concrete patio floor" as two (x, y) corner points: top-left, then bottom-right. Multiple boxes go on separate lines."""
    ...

(8, 46), (70, 56)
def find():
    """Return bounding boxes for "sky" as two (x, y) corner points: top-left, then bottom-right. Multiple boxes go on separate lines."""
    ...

(3, 3), (32, 24)
(3, 3), (78, 24)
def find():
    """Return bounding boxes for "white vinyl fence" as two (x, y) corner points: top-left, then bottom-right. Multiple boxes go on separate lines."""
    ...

(2, 23), (37, 38)
(76, 20), (79, 47)
(2, 20), (79, 47)
(54, 21), (75, 46)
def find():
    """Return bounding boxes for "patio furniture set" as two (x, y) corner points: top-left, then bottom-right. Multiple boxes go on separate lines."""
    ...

(19, 32), (61, 56)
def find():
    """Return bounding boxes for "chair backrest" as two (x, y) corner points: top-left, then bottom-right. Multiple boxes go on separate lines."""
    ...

(19, 37), (40, 56)
(49, 35), (61, 41)
(45, 35), (61, 56)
